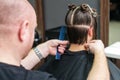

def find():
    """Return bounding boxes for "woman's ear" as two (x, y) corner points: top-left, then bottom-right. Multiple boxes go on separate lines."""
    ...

(18, 20), (29, 42)
(88, 27), (93, 37)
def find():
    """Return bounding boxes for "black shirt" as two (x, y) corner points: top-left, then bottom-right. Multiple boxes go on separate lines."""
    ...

(40, 50), (120, 80)
(0, 62), (56, 80)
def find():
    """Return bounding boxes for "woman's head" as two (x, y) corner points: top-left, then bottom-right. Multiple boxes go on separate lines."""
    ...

(65, 4), (97, 45)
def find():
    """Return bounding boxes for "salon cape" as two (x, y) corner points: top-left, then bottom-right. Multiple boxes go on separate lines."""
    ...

(39, 50), (120, 80)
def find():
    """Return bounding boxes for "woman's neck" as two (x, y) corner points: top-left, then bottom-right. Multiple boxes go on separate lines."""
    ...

(69, 43), (86, 51)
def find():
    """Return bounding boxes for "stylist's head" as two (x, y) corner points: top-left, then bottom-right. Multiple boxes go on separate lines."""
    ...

(0, 0), (37, 58)
(65, 4), (97, 45)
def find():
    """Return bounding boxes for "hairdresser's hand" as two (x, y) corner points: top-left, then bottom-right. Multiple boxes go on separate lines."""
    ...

(85, 40), (105, 55)
(86, 40), (109, 80)
(37, 39), (68, 58)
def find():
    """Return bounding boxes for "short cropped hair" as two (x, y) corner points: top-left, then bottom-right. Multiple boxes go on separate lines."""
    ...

(65, 4), (97, 44)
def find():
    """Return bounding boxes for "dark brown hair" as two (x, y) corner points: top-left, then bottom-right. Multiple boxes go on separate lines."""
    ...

(65, 4), (97, 44)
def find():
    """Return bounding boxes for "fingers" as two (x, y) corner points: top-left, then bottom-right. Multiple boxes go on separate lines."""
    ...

(84, 43), (89, 51)
(57, 43), (68, 54)
(58, 46), (66, 54)
(84, 40), (104, 54)
(88, 40), (96, 43)
(48, 39), (69, 47)
(47, 39), (69, 56)
(57, 40), (69, 45)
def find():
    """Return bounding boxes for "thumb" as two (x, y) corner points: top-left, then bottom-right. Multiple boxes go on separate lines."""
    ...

(84, 43), (89, 51)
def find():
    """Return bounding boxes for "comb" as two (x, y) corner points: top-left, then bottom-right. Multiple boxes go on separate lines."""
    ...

(55, 26), (66, 60)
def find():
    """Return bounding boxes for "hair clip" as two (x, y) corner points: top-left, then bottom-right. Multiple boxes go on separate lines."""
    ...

(81, 4), (97, 17)
(68, 4), (76, 10)
(81, 4), (89, 12)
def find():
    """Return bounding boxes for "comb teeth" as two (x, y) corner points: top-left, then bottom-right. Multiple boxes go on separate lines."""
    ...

(55, 26), (66, 60)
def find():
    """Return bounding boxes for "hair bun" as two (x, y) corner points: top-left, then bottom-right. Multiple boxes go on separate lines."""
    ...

(68, 4), (76, 10)
(81, 4), (97, 17)
(81, 4), (89, 12)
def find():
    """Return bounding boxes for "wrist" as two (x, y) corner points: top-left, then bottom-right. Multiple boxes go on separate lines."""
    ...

(94, 50), (106, 58)
(94, 49), (104, 55)
(37, 43), (49, 58)
(33, 47), (43, 60)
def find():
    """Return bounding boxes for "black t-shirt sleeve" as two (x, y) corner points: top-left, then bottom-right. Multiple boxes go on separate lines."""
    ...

(0, 62), (57, 80)
(27, 70), (57, 80)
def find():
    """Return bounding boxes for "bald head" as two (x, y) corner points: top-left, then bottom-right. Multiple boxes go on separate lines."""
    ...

(0, 0), (37, 49)
(0, 0), (37, 58)
(0, 0), (36, 25)
(0, 0), (36, 36)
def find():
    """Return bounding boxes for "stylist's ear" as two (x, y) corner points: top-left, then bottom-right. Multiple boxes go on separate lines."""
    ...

(18, 20), (29, 42)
